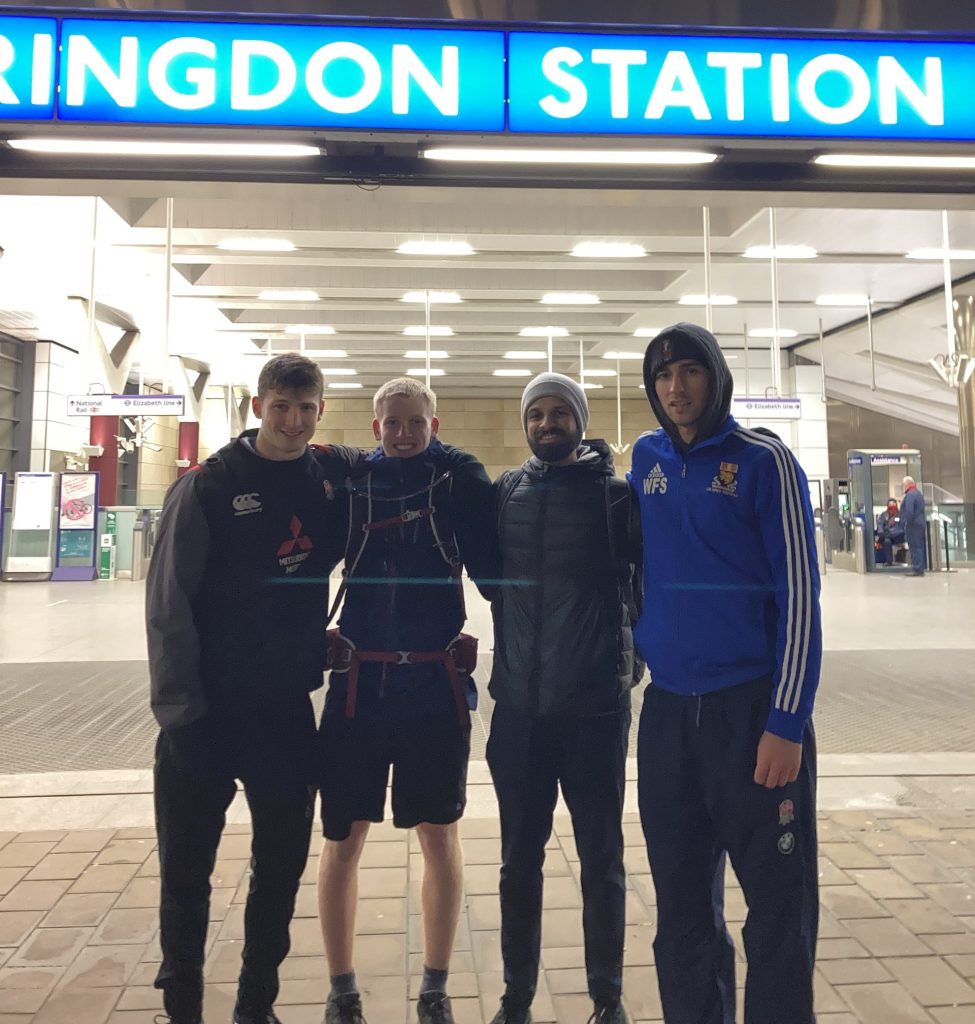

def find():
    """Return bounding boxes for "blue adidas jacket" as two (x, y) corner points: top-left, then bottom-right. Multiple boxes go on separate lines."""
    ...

(629, 325), (822, 743)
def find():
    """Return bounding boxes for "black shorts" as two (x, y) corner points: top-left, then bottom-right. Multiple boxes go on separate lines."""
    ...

(318, 698), (472, 841)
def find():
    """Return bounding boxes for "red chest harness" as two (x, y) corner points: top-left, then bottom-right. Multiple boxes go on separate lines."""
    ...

(325, 467), (476, 725)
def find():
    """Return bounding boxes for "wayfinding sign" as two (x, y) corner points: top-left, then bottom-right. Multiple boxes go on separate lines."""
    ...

(732, 397), (803, 420)
(67, 394), (186, 417)
(1, 14), (975, 141)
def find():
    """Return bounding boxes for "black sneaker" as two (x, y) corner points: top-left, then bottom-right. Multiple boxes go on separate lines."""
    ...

(588, 1002), (629, 1024)
(324, 993), (366, 1024)
(233, 1010), (282, 1024)
(487, 1001), (532, 1024)
(155, 1016), (202, 1024)
(417, 992), (454, 1024)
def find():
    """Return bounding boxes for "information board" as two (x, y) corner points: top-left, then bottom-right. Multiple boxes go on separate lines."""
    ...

(11, 473), (56, 531)
(53, 471), (100, 581)
(58, 472), (97, 531)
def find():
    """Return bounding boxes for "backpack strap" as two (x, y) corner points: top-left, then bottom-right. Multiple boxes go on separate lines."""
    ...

(605, 476), (641, 624)
(325, 464), (464, 627)
(494, 468), (526, 542)
(325, 478), (371, 627)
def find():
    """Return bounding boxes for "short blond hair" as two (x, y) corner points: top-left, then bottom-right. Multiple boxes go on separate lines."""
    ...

(373, 377), (437, 417)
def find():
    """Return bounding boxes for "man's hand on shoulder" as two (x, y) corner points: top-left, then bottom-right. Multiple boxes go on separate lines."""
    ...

(754, 730), (802, 789)
(310, 443), (371, 480)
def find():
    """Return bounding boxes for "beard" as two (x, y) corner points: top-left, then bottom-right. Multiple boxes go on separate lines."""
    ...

(528, 426), (581, 464)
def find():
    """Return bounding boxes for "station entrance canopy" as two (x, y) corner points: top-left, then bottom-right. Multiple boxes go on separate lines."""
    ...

(1, 14), (975, 140)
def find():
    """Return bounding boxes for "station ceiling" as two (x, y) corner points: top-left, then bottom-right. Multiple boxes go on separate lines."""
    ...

(0, 178), (969, 433)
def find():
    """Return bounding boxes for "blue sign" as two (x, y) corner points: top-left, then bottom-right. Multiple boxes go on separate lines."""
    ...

(3, 15), (975, 140)
(508, 31), (975, 140)
(848, 457), (864, 465)
(58, 19), (504, 130)
(0, 16), (57, 119)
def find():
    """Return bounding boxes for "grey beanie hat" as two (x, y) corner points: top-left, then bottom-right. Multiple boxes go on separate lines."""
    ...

(520, 372), (590, 434)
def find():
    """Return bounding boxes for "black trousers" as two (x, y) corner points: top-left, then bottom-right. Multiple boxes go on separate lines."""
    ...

(487, 705), (630, 1007)
(638, 679), (818, 1024)
(153, 732), (314, 1021)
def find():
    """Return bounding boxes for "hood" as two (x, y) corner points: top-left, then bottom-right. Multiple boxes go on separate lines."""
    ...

(642, 322), (734, 450)
(522, 437), (616, 480)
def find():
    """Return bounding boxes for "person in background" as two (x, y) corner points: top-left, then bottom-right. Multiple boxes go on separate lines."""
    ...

(876, 498), (904, 567)
(901, 475), (927, 576)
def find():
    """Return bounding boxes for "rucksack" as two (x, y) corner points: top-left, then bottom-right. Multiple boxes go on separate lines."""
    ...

(326, 463), (464, 624)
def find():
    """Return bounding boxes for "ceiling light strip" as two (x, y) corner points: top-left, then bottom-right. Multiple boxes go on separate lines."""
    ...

(423, 147), (717, 166)
(8, 138), (321, 158)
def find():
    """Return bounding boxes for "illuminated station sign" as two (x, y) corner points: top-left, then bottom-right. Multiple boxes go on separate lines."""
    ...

(1, 15), (974, 140)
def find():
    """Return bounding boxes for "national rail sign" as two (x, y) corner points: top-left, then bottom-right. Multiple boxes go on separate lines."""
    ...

(67, 394), (186, 417)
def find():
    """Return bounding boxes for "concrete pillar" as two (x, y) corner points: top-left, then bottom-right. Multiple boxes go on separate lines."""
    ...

(952, 295), (975, 558)
(88, 416), (120, 505)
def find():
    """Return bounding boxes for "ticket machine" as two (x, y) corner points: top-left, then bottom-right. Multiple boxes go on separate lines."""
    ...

(845, 449), (922, 572)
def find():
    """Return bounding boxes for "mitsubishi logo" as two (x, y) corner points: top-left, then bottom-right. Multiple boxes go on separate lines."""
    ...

(277, 516), (313, 558)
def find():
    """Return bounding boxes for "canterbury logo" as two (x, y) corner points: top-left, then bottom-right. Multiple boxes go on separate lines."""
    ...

(277, 516), (313, 558)
(232, 492), (262, 515)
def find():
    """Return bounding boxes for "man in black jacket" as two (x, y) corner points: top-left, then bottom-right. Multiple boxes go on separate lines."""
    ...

(146, 353), (359, 1024)
(487, 372), (641, 1024)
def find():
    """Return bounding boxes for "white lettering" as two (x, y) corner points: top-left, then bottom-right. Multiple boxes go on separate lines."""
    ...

(306, 41), (381, 114)
(706, 51), (762, 121)
(147, 37), (216, 111)
(31, 34), (54, 106)
(391, 43), (458, 115)
(66, 34), (138, 108)
(770, 53), (791, 121)
(231, 39), (296, 111)
(878, 55), (943, 126)
(644, 50), (711, 121)
(797, 53), (870, 125)
(591, 48), (647, 118)
(539, 46), (587, 118)
(0, 35), (17, 104)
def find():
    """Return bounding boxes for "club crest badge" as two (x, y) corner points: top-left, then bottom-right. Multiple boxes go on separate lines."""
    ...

(708, 461), (739, 497)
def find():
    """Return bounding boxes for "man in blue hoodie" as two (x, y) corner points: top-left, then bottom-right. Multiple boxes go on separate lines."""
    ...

(628, 324), (821, 1024)
(316, 378), (496, 1024)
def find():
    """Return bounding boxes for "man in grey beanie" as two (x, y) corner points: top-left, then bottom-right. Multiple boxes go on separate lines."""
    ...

(485, 372), (643, 1024)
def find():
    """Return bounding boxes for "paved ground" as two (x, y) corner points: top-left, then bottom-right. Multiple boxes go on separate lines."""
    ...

(1, 808), (975, 1024)
(2, 570), (975, 1021)
(3, 647), (975, 772)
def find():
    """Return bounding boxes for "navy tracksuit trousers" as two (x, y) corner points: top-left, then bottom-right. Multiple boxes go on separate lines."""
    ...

(638, 678), (818, 1024)
(487, 706), (630, 1008)
(905, 524), (927, 574)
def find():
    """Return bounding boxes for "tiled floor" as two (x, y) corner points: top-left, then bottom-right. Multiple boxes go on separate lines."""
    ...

(1, 572), (975, 1021)
(0, 807), (974, 1024)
